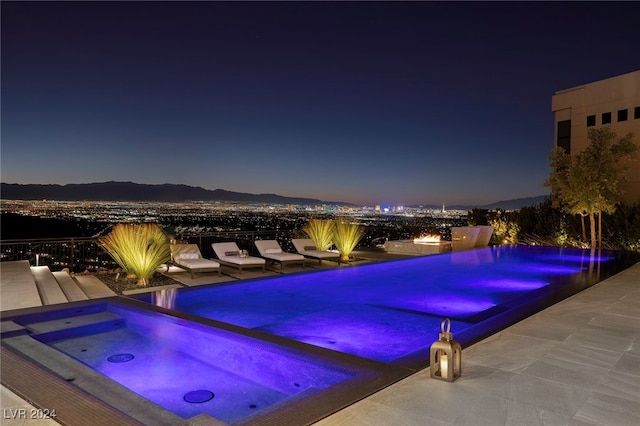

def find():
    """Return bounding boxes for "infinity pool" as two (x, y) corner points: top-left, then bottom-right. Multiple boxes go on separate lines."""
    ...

(2, 246), (636, 425)
(137, 245), (635, 368)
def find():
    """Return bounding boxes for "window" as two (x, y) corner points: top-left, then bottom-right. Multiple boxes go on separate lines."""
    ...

(557, 120), (571, 154)
(635, 106), (640, 119)
(618, 109), (628, 122)
(602, 112), (611, 124)
(586, 115), (596, 127)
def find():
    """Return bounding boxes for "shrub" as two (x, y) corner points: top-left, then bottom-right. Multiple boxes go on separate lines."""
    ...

(490, 210), (520, 244)
(602, 202), (640, 252)
(303, 219), (335, 251)
(512, 198), (639, 252)
(333, 219), (365, 262)
(98, 223), (171, 286)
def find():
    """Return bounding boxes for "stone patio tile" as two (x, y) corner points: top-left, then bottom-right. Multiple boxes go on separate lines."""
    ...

(500, 374), (592, 418)
(564, 325), (635, 353)
(613, 353), (640, 377)
(522, 356), (610, 388)
(588, 312), (640, 339)
(541, 341), (621, 370)
(596, 370), (640, 404)
(451, 394), (573, 426)
(462, 333), (559, 373)
(314, 397), (448, 426)
(509, 314), (587, 342)
(573, 389), (640, 426)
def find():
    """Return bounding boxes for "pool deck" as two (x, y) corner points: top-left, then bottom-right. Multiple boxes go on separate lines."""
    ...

(318, 260), (640, 426)
(1, 253), (639, 425)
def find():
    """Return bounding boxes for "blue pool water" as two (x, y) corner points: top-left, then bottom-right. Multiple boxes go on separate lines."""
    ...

(138, 245), (633, 367)
(3, 245), (635, 424)
(5, 300), (402, 424)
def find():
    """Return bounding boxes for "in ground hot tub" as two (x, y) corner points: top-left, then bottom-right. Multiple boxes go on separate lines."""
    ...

(1, 298), (409, 425)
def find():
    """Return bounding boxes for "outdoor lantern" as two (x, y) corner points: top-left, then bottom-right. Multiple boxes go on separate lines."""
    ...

(430, 318), (462, 382)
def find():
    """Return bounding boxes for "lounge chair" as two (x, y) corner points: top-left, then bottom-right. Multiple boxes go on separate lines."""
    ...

(169, 244), (221, 278)
(212, 242), (266, 273)
(254, 240), (305, 270)
(291, 238), (341, 264)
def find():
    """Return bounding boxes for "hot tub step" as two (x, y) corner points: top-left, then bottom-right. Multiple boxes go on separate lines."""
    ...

(25, 311), (125, 335)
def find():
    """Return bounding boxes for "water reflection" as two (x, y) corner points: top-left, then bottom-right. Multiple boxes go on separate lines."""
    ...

(152, 288), (177, 310)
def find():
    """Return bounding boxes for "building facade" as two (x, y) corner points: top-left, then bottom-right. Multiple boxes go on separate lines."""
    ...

(551, 70), (640, 204)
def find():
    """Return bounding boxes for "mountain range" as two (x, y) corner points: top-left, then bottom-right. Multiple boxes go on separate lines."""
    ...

(0, 181), (548, 210)
(448, 195), (548, 211)
(0, 182), (342, 205)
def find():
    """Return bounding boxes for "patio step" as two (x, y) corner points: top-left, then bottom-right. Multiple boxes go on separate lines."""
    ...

(1, 261), (116, 312)
(73, 275), (117, 299)
(0, 260), (43, 311)
(52, 270), (90, 301)
(31, 266), (69, 306)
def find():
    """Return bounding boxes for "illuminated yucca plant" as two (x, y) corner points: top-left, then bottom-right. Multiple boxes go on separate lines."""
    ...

(303, 219), (335, 251)
(332, 219), (364, 262)
(98, 223), (171, 286)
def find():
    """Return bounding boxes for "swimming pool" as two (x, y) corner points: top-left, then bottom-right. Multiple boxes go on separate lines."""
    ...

(136, 245), (637, 369)
(1, 245), (636, 425)
(1, 299), (409, 425)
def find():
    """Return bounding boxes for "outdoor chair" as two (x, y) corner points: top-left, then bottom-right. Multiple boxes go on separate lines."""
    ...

(212, 242), (266, 273)
(168, 243), (221, 278)
(254, 240), (305, 270)
(291, 238), (341, 264)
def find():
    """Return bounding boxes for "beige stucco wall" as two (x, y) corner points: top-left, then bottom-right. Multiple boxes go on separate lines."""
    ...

(552, 70), (640, 204)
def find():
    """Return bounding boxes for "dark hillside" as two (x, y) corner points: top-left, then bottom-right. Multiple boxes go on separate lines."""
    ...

(0, 213), (101, 239)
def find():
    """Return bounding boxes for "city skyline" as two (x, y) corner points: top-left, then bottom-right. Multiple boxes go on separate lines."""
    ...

(2, 1), (639, 206)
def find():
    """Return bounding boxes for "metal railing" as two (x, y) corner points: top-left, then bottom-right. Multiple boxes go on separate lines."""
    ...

(0, 230), (302, 273)
(178, 230), (302, 259)
(0, 222), (461, 273)
(0, 237), (110, 272)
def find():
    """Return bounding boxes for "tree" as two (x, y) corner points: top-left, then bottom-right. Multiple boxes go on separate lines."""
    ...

(489, 209), (520, 244)
(545, 127), (637, 249)
(468, 208), (489, 226)
(547, 148), (593, 245)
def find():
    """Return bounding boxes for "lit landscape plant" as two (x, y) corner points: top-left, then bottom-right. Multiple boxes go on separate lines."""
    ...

(490, 210), (520, 244)
(98, 223), (171, 286)
(545, 127), (637, 249)
(303, 219), (335, 251)
(332, 219), (364, 262)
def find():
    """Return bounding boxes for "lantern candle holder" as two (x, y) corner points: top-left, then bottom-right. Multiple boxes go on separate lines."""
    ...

(430, 318), (462, 382)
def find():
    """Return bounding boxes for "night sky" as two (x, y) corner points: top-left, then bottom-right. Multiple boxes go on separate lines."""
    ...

(2, 1), (639, 206)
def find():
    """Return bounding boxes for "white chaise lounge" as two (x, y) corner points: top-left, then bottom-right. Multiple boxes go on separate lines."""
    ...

(291, 238), (341, 264)
(254, 240), (305, 270)
(169, 244), (221, 278)
(212, 242), (266, 273)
